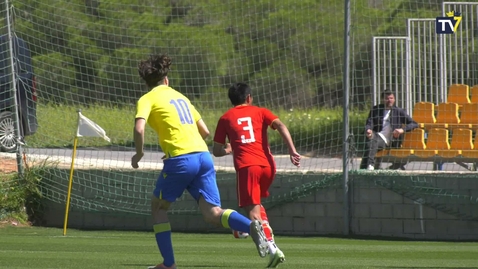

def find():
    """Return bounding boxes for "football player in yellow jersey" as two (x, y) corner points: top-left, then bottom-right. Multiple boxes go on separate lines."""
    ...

(132, 54), (268, 269)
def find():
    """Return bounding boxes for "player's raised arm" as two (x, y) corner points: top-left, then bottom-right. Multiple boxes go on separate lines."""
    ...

(212, 142), (232, 157)
(132, 118), (146, 168)
(271, 119), (301, 167)
(132, 96), (151, 168)
(212, 117), (232, 157)
(191, 103), (209, 139)
(196, 119), (210, 139)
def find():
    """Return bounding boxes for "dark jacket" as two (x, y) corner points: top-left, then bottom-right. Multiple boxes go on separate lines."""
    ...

(364, 104), (418, 146)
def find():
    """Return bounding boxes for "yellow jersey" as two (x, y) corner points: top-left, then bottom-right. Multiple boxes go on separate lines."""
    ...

(135, 85), (208, 157)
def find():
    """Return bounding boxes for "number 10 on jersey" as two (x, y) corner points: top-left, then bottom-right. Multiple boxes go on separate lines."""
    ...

(170, 99), (193, 124)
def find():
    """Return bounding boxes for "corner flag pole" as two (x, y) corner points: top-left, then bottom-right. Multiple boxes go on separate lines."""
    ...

(63, 109), (81, 236)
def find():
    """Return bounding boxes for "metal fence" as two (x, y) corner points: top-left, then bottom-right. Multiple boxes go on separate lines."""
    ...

(372, 37), (411, 114)
(443, 2), (478, 88)
(407, 19), (444, 105)
(372, 2), (478, 111)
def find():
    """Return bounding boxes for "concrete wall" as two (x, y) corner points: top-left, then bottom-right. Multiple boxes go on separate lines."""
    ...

(40, 169), (478, 240)
(350, 174), (478, 240)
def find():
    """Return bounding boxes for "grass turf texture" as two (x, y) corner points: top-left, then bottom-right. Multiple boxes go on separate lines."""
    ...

(1, 227), (478, 269)
(25, 103), (368, 154)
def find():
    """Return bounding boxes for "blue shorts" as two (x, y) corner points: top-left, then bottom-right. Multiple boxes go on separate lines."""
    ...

(153, 151), (221, 206)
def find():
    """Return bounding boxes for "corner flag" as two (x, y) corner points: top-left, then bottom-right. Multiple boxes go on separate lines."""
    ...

(77, 112), (111, 142)
(63, 110), (111, 236)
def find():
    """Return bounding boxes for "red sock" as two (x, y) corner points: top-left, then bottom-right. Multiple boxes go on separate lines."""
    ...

(260, 205), (273, 241)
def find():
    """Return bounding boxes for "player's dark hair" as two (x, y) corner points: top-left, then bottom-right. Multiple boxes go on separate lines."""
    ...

(228, 82), (252, 106)
(138, 54), (172, 88)
(382, 89), (394, 98)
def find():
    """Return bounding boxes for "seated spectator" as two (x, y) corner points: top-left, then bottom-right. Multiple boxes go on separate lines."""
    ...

(360, 90), (418, 170)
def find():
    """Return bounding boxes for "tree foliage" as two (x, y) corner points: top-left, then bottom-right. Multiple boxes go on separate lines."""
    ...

(6, 0), (446, 108)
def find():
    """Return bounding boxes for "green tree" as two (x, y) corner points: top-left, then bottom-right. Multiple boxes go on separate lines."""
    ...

(249, 60), (317, 108)
(143, 24), (236, 98)
(97, 47), (150, 103)
(33, 52), (75, 104)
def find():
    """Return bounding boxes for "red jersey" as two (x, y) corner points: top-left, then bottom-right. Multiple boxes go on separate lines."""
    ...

(214, 105), (278, 170)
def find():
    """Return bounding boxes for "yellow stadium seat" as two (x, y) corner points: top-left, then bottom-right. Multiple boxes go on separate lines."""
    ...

(470, 85), (478, 103)
(437, 128), (473, 158)
(375, 150), (389, 157)
(461, 131), (478, 159)
(458, 103), (478, 129)
(447, 84), (470, 105)
(434, 102), (460, 128)
(388, 128), (426, 157)
(414, 128), (450, 158)
(412, 102), (436, 129)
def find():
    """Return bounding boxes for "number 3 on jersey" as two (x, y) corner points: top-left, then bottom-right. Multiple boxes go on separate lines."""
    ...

(237, 117), (256, 143)
(170, 99), (193, 124)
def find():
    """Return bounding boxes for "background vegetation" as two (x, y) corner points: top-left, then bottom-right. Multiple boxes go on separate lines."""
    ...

(1, 0), (470, 153)
(2, 0), (459, 107)
(0, 164), (45, 225)
(25, 103), (369, 155)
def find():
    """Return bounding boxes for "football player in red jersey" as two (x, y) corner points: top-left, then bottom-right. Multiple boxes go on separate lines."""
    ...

(213, 82), (301, 268)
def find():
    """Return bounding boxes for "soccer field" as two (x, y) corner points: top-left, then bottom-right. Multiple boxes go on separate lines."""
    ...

(1, 227), (477, 269)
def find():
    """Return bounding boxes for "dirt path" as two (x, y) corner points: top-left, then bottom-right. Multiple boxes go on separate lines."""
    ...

(0, 156), (17, 174)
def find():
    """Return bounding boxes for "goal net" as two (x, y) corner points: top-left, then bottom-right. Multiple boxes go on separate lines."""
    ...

(1, 0), (478, 220)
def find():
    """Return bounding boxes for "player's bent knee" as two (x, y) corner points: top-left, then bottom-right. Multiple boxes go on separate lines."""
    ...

(244, 204), (262, 221)
(201, 206), (223, 226)
(158, 200), (171, 210)
(151, 195), (171, 211)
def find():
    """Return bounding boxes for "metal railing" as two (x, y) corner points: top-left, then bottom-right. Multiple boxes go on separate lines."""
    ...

(372, 2), (478, 109)
(372, 36), (411, 114)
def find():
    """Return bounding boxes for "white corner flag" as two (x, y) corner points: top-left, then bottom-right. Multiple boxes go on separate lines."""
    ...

(64, 111), (111, 236)
(76, 112), (111, 142)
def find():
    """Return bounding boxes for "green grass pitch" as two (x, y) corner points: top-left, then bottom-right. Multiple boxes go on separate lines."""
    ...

(1, 227), (477, 268)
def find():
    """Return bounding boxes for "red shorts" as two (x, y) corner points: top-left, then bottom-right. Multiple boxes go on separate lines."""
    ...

(236, 165), (276, 207)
